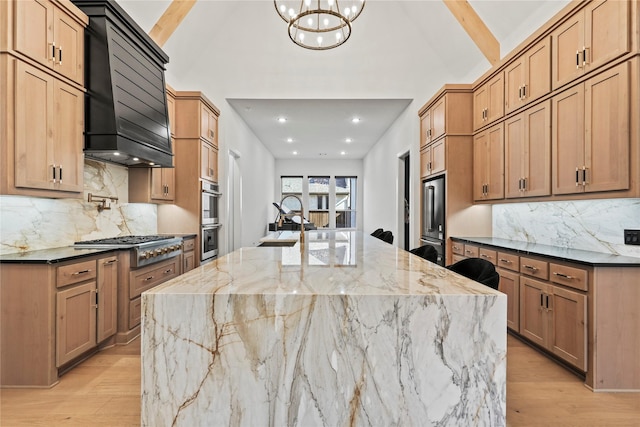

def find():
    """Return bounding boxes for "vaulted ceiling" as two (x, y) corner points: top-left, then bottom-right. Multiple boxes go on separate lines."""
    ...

(116, 0), (570, 159)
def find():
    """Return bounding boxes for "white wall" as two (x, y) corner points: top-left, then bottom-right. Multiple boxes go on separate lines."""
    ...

(275, 159), (364, 230)
(362, 103), (417, 246)
(218, 104), (276, 253)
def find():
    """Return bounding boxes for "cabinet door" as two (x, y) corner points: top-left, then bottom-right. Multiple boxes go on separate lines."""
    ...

(473, 131), (488, 201)
(504, 58), (524, 115)
(522, 100), (551, 197)
(200, 140), (214, 181)
(584, 62), (629, 193)
(208, 112), (218, 148)
(150, 168), (175, 201)
(486, 123), (504, 200)
(420, 146), (430, 179)
(552, 83), (585, 195)
(431, 97), (446, 140)
(166, 90), (176, 137)
(52, 7), (83, 84)
(486, 72), (504, 124)
(14, 60), (55, 191)
(524, 37), (551, 105)
(56, 282), (97, 367)
(473, 85), (488, 130)
(504, 112), (525, 198)
(551, 11), (584, 90)
(53, 79), (84, 193)
(519, 277), (550, 348)
(200, 105), (217, 144)
(430, 138), (445, 176)
(183, 251), (195, 273)
(97, 256), (118, 343)
(14, 0), (54, 70)
(420, 112), (430, 148)
(550, 286), (587, 371)
(163, 167), (175, 200)
(584, 0), (630, 73)
(498, 268), (520, 332)
(211, 145), (218, 183)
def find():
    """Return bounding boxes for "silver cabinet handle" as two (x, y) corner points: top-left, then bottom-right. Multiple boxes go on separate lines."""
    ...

(58, 45), (62, 65)
(523, 264), (538, 272)
(144, 276), (155, 281)
(103, 259), (118, 265)
(499, 258), (512, 264)
(553, 272), (574, 280)
(72, 269), (92, 275)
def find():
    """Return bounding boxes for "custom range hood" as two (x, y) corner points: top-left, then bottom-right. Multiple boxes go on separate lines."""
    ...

(72, 0), (173, 167)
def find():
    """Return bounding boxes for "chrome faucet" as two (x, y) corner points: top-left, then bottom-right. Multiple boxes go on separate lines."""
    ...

(278, 194), (305, 244)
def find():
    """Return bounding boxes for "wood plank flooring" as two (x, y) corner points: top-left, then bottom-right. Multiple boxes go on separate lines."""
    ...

(1, 335), (639, 426)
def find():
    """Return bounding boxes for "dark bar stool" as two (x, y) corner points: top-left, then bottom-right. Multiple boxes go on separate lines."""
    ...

(446, 258), (500, 289)
(409, 244), (438, 264)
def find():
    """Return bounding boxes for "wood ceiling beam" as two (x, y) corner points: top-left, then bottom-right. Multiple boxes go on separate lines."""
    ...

(148, 0), (197, 47)
(443, 0), (500, 66)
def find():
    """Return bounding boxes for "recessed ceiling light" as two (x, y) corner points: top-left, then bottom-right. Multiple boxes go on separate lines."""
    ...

(351, 117), (361, 123)
(345, 138), (352, 143)
(113, 152), (120, 156)
(287, 138), (293, 143)
(292, 151), (298, 155)
(149, 162), (155, 166)
(278, 117), (287, 123)
(340, 151), (346, 155)
(132, 157), (139, 161)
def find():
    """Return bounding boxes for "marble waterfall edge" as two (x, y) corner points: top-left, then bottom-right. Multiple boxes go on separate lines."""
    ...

(142, 290), (506, 426)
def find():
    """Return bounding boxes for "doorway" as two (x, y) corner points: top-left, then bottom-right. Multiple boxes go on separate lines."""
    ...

(227, 150), (242, 253)
(398, 151), (410, 251)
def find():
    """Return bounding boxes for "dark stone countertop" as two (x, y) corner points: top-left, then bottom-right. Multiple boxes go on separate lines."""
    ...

(0, 247), (118, 264)
(451, 237), (640, 267)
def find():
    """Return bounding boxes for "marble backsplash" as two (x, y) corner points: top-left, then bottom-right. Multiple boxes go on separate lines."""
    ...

(493, 198), (640, 258)
(0, 160), (157, 255)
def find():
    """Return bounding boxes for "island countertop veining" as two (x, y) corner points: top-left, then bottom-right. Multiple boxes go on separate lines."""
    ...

(142, 230), (507, 426)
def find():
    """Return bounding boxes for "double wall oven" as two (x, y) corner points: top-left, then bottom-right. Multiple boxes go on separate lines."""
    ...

(201, 181), (221, 262)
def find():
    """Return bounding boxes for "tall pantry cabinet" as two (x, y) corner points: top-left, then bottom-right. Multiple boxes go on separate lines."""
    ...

(0, 0), (87, 198)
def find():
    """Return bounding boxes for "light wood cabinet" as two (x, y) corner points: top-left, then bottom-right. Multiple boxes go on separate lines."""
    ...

(182, 237), (196, 273)
(97, 255), (118, 343)
(419, 138), (445, 179)
(551, 0), (630, 90)
(200, 140), (218, 183)
(166, 84), (176, 137)
(200, 104), (218, 145)
(520, 276), (587, 371)
(4, 58), (84, 196)
(56, 281), (96, 367)
(497, 268), (520, 332)
(8, 0), (86, 85)
(129, 167), (175, 203)
(420, 96), (446, 145)
(505, 36), (551, 114)
(473, 72), (504, 131)
(504, 100), (551, 198)
(552, 62), (629, 195)
(174, 91), (219, 148)
(473, 122), (504, 201)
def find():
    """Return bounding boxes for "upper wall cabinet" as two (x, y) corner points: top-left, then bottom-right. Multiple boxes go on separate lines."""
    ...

(473, 72), (504, 131)
(473, 122), (504, 201)
(551, 62), (629, 195)
(175, 91), (220, 149)
(504, 37), (551, 115)
(551, 0), (630, 90)
(8, 0), (86, 85)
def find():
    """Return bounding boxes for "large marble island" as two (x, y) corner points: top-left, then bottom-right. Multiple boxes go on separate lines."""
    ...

(142, 231), (506, 426)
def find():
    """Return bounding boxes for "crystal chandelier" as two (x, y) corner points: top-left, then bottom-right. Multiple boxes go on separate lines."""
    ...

(274, 0), (365, 50)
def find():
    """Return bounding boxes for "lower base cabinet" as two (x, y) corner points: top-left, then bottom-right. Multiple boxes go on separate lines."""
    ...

(520, 277), (587, 371)
(497, 268), (520, 332)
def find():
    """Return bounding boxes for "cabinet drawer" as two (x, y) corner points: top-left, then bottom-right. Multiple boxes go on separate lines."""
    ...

(57, 259), (97, 288)
(129, 297), (141, 329)
(479, 248), (497, 265)
(520, 257), (549, 280)
(451, 254), (466, 264)
(550, 263), (588, 291)
(463, 244), (479, 258)
(451, 242), (465, 256)
(183, 238), (195, 252)
(129, 257), (180, 299)
(497, 252), (519, 272)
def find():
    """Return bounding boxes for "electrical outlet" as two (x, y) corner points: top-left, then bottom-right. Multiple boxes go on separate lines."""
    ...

(624, 229), (640, 245)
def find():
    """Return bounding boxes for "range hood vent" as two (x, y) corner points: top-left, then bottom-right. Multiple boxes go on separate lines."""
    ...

(72, 0), (173, 167)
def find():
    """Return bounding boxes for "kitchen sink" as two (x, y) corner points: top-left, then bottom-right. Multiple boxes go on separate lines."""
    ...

(257, 241), (297, 247)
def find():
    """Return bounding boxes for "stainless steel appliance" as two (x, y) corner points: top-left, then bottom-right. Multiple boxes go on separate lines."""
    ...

(74, 235), (182, 267)
(201, 224), (221, 261)
(202, 181), (221, 225)
(421, 176), (445, 266)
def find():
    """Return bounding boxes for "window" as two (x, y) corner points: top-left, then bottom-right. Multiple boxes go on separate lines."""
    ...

(308, 176), (330, 229)
(335, 177), (357, 228)
(280, 176), (303, 212)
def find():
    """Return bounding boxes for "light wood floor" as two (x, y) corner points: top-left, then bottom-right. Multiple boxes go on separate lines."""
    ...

(1, 335), (639, 426)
